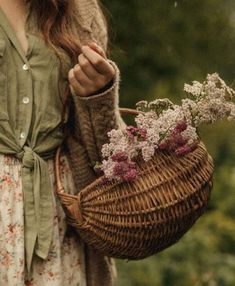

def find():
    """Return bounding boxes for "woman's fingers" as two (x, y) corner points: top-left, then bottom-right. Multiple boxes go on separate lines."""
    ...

(78, 53), (99, 80)
(87, 42), (107, 59)
(68, 68), (91, 97)
(81, 45), (114, 75)
(73, 63), (93, 86)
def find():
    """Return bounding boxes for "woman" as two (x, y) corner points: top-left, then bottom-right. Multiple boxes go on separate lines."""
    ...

(0, 0), (125, 285)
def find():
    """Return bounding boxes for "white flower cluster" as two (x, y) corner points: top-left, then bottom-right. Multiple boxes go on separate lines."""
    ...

(183, 73), (235, 126)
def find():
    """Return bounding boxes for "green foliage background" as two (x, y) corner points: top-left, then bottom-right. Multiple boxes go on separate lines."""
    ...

(101, 0), (235, 285)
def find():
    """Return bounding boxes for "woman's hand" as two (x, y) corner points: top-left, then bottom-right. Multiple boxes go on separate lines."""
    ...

(68, 42), (115, 97)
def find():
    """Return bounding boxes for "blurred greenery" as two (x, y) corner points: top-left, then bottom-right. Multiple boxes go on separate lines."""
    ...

(101, 0), (235, 285)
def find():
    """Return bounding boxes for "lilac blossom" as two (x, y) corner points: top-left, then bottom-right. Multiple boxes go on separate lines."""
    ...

(111, 151), (129, 162)
(175, 143), (198, 157)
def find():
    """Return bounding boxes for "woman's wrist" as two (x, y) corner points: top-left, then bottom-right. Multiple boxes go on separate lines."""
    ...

(88, 77), (114, 96)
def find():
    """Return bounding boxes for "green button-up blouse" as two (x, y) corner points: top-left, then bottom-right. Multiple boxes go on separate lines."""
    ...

(0, 7), (71, 275)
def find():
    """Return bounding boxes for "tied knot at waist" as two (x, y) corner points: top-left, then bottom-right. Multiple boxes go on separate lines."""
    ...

(16, 145), (57, 168)
(17, 146), (35, 169)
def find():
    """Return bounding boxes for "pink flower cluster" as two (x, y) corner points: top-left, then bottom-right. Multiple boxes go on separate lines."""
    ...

(159, 121), (198, 156)
(126, 126), (147, 141)
(97, 73), (235, 183)
(112, 152), (137, 182)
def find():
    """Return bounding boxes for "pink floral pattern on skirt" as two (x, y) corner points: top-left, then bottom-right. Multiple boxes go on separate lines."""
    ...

(0, 153), (87, 286)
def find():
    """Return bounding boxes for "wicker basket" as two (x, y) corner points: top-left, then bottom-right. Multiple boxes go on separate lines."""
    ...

(55, 108), (214, 260)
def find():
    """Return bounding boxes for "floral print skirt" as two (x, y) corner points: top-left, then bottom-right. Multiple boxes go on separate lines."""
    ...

(0, 152), (87, 286)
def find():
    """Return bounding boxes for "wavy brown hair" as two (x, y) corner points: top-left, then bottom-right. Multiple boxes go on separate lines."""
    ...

(28, 0), (83, 65)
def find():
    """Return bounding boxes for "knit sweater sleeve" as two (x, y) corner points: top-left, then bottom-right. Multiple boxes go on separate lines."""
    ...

(71, 2), (126, 168)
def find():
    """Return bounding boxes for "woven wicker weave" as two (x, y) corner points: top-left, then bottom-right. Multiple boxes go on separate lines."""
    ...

(55, 108), (214, 259)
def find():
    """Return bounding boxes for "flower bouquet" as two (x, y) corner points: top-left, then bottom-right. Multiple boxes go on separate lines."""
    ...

(98, 73), (235, 183)
(55, 73), (235, 260)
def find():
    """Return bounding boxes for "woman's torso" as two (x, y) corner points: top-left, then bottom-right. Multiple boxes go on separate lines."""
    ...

(0, 4), (71, 152)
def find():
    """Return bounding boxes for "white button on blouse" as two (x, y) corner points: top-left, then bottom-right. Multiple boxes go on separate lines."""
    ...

(22, 64), (29, 71)
(20, 132), (26, 139)
(23, 97), (30, 104)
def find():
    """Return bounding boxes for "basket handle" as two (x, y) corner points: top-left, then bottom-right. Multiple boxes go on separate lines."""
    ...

(55, 146), (64, 194)
(119, 107), (145, 116)
(55, 107), (143, 194)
